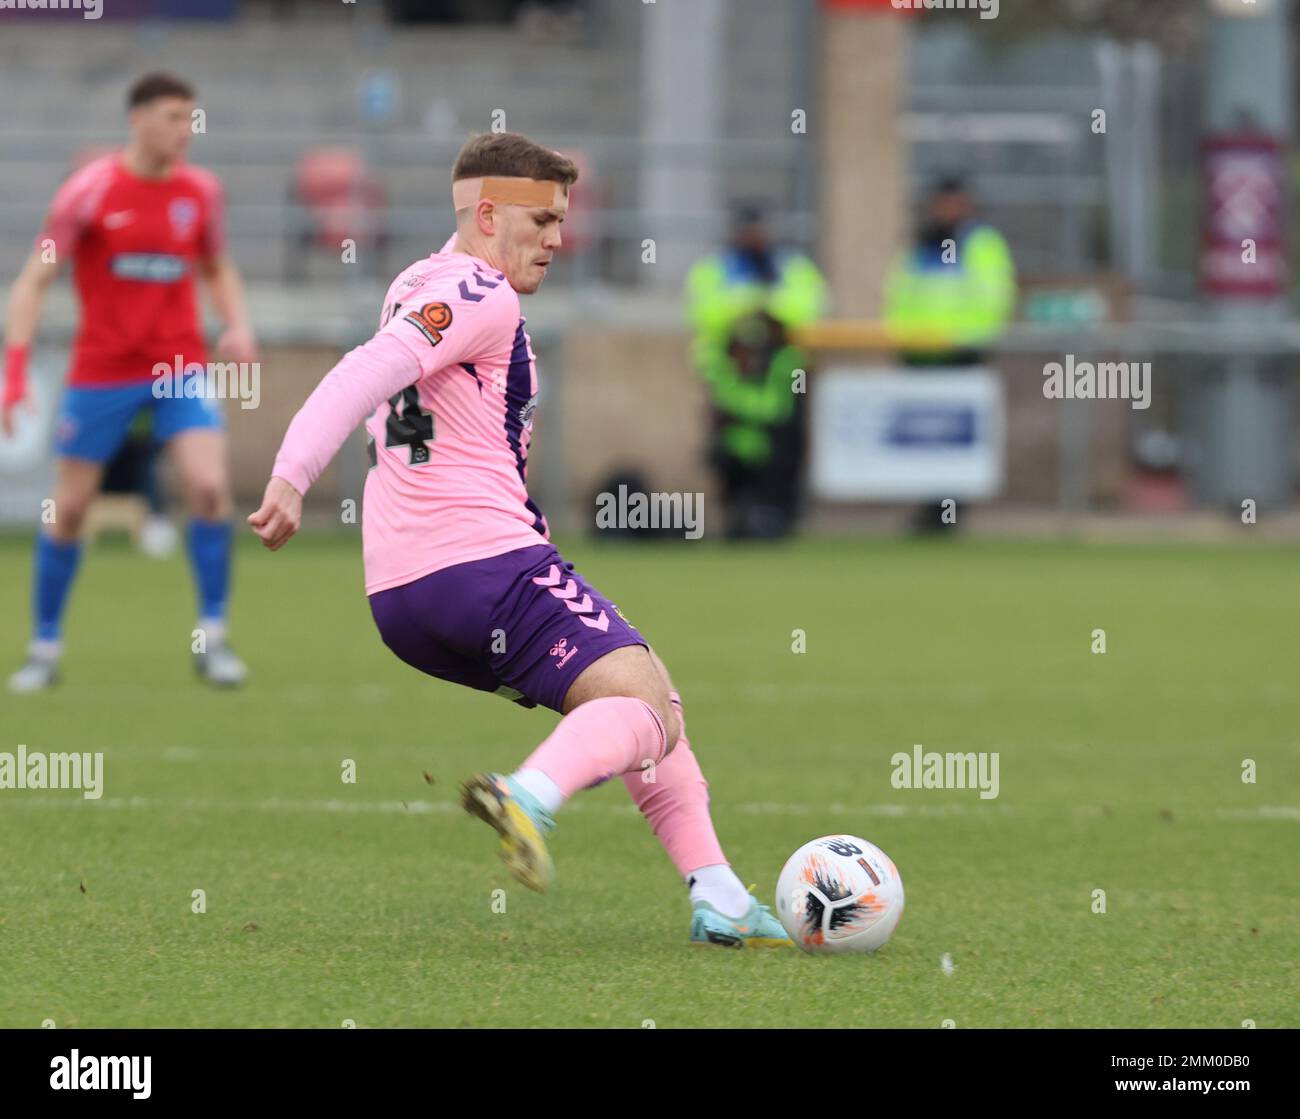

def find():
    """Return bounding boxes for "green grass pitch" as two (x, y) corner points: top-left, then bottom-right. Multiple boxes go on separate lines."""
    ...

(1, 530), (1296, 1028)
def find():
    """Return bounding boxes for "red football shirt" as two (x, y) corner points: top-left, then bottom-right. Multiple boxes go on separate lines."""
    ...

(39, 153), (225, 387)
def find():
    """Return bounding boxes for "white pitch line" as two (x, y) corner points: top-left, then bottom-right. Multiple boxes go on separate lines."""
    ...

(1216, 806), (1300, 821)
(8, 798), (1294, 820)
(2, 796), (1005, 817)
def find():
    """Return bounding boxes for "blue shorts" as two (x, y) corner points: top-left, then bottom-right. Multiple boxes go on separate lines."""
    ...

(367, 543), (649, 713)
(54, 379), (225, 463)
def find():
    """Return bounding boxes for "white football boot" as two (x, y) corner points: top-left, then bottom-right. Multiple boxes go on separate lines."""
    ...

(194, 639), (248, 688)
(8, 643), (61, 693)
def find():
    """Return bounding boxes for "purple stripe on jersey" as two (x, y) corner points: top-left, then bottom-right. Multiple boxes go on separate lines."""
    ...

(506, 320), (547, 536)
(461, 361), (483, 395)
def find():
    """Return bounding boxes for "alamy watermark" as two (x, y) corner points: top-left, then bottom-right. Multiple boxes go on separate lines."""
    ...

(891, 744), (1000, 800)
(50, 1051), (150, 1099)
(1042, 354), (1151, 410)
(152, 357), (260, 410)
(891, 0), (998, 19)
(1, 745), (103, 799)
(0, 0), (102, 18)
(595, 485), (704, 540)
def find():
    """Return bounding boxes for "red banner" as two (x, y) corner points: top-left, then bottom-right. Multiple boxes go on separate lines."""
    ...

(1200, 134), (1288, 298)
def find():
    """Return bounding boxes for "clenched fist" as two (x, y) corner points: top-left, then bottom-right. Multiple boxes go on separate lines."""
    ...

(247, 476), (303, 551)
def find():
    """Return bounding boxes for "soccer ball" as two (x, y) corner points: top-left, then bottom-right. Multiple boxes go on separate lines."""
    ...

(775, 835), (904, 954)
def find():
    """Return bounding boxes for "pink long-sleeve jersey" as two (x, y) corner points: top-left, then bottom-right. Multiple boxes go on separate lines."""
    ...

(271, 249), (549, 594)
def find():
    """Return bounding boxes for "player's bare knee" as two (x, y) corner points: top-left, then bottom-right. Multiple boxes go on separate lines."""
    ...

(654, 694), (681, 756)
(186, 479), (229, 520)
(48, 492), (90, 539)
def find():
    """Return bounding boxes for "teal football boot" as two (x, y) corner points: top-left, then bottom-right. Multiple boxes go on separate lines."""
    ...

(690, 890), (794, 949)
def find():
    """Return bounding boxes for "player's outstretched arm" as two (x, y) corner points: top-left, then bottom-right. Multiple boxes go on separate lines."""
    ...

(2, 249), (59, 437)
(199, 253), (259, 365)
(247, 329), (424, 551)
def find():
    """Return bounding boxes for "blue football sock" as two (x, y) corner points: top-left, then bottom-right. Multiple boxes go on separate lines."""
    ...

(186, 518), (231, 624)
(33, 533), (83, 642)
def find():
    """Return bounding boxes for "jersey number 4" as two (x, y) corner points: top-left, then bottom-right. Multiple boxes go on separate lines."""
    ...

(385, 385), (434, 465)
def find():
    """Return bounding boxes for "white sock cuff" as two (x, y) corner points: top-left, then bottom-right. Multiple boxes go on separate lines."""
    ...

(198, 618), (227, 644)
(512, 767), (567, 814)
(687, 864), (751, 919)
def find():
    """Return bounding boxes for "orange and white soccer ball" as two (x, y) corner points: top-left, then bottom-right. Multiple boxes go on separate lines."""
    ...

(775, 835), (904, 954)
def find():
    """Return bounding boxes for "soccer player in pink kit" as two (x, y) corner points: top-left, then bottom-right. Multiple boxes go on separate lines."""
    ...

(250, 133), (790, 948)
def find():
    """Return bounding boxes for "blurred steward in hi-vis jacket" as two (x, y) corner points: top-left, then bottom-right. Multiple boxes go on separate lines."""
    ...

(885, 175), (1016, 531)
(685, 203), (827, 539)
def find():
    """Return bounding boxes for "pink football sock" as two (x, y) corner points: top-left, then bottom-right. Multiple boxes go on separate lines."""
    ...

(517, 695), (668, 799)
(622, 692), (728, 876)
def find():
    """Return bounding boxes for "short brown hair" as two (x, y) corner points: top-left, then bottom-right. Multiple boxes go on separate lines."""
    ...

(452, 132), (579, 193)
(127, 72), (197, 110)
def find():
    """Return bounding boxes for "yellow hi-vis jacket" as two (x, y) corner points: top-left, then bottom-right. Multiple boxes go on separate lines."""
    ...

(685, 248), (827, 362)
(884, 223), (1016, 354)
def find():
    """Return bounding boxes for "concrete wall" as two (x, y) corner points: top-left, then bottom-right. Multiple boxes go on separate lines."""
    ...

(561, 328), (710, 528)
(217, 334), (1134, 534)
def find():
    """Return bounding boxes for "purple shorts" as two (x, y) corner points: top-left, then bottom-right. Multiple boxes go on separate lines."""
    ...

(368, 543), (648, 713)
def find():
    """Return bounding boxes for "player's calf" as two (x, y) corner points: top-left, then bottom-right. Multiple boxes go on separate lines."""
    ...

(8, 458), (102, 691)
(463, 692), (670, 889)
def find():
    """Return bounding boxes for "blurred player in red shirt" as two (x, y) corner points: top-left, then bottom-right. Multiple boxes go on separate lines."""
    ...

(2, 72), (257, 692)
